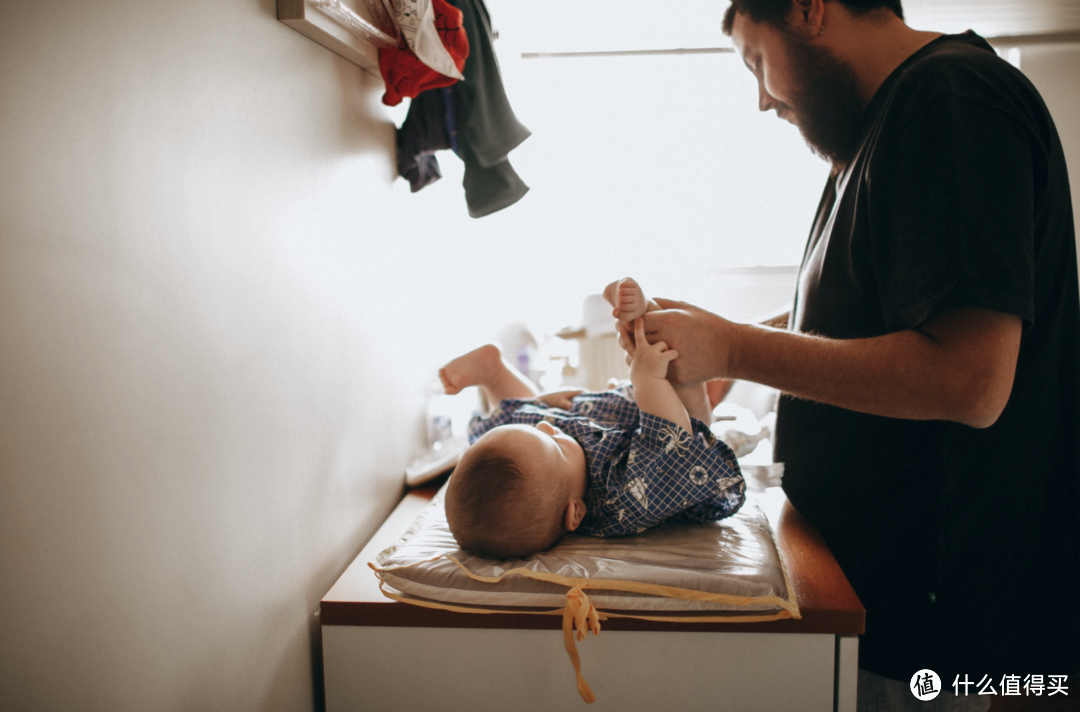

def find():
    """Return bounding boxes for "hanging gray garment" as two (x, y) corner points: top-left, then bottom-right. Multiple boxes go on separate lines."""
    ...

(447, 0), (530, 217)
(447, 0), (531, 168)
(396, 0), (531, 216)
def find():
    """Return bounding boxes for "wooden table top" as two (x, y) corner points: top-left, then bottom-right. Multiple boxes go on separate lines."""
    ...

(321, 481), (864, 635)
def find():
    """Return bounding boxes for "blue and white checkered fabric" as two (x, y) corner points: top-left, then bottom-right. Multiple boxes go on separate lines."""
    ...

(468, 386), (745, 537)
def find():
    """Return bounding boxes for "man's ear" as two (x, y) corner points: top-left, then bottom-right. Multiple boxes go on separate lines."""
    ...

(564, 498), (587, 531)
(793, 0), (824, 36)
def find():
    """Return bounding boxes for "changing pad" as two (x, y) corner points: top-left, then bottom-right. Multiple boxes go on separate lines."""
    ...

(370, 482), (799, 702)
(373, 483), (796, 614)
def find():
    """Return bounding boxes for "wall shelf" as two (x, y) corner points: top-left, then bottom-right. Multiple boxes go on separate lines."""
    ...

(277, 0), (398, 76)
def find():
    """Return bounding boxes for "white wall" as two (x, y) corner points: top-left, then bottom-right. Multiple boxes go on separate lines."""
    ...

(2, 1), (1078, 710)
(0, 1), (459, 710)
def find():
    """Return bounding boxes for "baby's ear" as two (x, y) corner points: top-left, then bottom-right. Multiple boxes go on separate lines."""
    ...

(564, 498), (587, 531)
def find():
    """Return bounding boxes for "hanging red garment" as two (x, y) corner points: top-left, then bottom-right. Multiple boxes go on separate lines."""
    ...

(379, 0), (469, 107)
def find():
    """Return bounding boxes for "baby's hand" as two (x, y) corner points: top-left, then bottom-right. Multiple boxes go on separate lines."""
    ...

(608, 277), (649, 324)
(629, 318), (677, 380)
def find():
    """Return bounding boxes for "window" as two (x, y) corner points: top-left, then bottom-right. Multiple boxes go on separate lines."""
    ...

(389, 4), (831, 335)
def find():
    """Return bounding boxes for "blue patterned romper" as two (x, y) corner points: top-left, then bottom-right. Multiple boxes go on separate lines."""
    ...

(468, 386), (745, 536)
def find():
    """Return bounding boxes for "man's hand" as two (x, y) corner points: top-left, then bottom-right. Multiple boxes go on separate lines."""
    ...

(628, 318), (678, 381)
(622, 298), (734, 386)
(537, 389), (587, 410)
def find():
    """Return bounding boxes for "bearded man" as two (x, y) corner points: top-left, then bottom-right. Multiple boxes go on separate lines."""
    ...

(628, 1), (1080, 710)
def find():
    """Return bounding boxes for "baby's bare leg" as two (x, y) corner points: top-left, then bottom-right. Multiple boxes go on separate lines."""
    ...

(440, 344), (539, 405)
(674, 382), (713, 425)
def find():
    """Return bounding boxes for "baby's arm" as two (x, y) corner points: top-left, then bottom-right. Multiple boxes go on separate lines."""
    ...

(672, 383), (713, 425)
(536, 389), (587, 410)
(628, 318), (692, 433)
(603, 277), (659, 325)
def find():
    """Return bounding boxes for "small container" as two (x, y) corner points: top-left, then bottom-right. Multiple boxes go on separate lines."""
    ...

(426, 381), (456, 448)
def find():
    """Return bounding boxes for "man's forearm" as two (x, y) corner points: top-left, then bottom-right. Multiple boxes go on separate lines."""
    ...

(728, 309), (1021, 428)
(757, 305), (791, 329)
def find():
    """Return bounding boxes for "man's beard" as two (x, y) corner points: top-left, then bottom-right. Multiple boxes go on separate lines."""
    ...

(782, 34), (866, 168)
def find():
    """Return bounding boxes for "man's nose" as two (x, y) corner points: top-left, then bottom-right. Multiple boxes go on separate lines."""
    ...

(758, 81), (776, 113)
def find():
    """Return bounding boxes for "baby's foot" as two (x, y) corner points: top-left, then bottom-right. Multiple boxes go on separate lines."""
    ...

(613, 277), (648, 323)
(439, 344), (502, 395)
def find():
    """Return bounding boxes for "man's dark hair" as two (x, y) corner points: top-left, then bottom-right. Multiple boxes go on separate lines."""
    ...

(722, 0), (904, 35)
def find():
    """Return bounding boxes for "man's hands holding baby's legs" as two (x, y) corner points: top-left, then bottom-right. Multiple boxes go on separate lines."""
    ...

(620, 298), (736, 387)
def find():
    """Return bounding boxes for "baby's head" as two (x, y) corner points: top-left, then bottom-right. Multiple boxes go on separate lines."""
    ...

(445, 421), (589, 559)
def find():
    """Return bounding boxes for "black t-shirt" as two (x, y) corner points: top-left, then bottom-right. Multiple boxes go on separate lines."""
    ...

(775, 31), (1080, 681)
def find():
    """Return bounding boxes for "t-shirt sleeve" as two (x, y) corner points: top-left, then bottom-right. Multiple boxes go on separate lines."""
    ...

(587, 413), (745, 536)
(867, 90), (1036, 332)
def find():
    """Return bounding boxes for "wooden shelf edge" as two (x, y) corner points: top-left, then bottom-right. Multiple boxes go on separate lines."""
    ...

(278, 0), (382, 76)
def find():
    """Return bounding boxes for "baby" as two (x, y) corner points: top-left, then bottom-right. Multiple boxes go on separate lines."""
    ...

(441, 278), (746, 559)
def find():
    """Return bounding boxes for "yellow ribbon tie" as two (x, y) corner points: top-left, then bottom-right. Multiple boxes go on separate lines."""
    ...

(562, 585), (604, 704)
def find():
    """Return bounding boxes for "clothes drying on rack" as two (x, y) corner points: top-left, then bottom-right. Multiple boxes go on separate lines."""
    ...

(395, 0), (530, 217)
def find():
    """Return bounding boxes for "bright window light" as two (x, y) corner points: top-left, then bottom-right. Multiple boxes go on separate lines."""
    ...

(388, 8), (832, 342)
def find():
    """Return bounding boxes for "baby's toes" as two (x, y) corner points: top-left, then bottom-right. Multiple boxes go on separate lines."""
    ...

(439, 368), (462, 395)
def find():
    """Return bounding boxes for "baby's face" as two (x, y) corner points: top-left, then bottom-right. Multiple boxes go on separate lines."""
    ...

(484, 421), (588, 505)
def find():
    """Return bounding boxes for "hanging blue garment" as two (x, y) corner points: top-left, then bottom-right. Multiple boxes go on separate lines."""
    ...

(396, 89), (449, 193)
